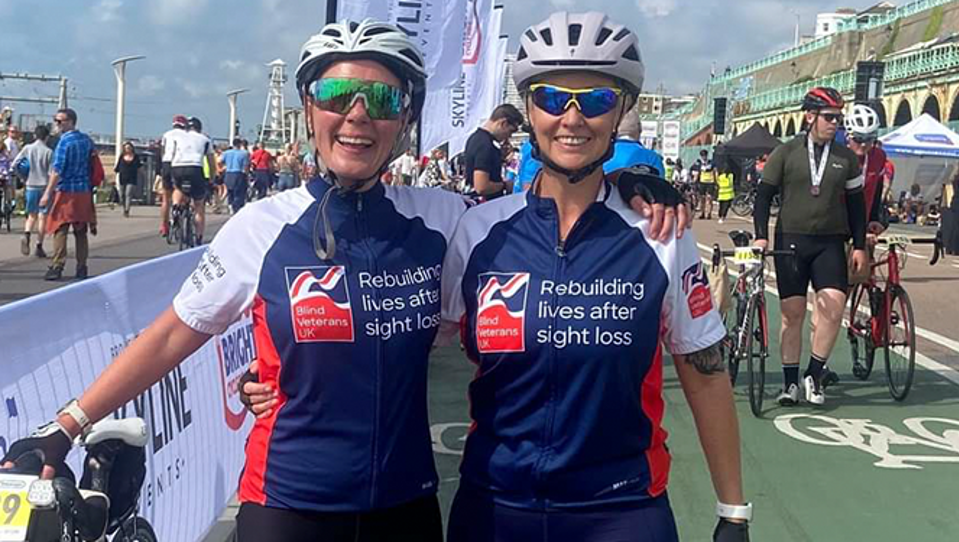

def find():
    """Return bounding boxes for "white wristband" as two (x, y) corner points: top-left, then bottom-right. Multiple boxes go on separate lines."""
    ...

(716, 501), (753, 522)
(58, 399), (92, 437)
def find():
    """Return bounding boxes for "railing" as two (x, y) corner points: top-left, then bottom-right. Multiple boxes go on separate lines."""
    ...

(885, 42), (959, 81)
(710, 0), (956, 89)
(709, 36), (834, 86)
(837, 0), (954, 32)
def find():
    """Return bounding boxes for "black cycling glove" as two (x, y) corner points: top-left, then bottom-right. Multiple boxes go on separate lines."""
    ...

(238, 368), (259, 411)
(615, 165), (685, 208)
(714, 518), (750, 542)
(1, 421), (74, 475)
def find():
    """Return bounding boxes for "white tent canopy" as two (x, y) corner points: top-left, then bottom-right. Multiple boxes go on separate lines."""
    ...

(880, 113), (959, 158)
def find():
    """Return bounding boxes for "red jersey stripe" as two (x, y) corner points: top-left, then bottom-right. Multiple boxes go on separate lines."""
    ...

(238, 294), (286, 506)
(642, 342), (671, 497)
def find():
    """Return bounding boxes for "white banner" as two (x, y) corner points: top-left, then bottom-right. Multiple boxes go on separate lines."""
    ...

(662, 121), (681, 161)
(338, 0), (467, 89)
(640, 120), (659, 152)
(421, 0), (505, 157)
(0, 249), (254, 542)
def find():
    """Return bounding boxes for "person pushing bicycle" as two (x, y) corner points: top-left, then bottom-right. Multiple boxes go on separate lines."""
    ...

(753, 87), (868, 407)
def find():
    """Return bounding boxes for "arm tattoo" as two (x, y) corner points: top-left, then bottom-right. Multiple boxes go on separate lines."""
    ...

(684, 342), (726, 376)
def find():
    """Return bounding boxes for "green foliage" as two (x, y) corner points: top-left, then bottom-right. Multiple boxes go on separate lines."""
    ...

(923, 6), (944, 42)
(878, 19), (901, 60)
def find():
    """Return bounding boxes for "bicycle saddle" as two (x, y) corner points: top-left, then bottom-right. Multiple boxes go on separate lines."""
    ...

(53, 477), (110, 541)
(82, 418), (148, 448)
(728, 230), (753, 247)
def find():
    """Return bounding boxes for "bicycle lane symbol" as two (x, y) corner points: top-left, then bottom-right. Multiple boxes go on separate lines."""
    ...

(774, 414), (959, 469)
(431, 422), (470, 456)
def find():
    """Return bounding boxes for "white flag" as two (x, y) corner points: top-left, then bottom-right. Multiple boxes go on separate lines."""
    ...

(421, 0), (505, 157)
(338, 0), (467, 89)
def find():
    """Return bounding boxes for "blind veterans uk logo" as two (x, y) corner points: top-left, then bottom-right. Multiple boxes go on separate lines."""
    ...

(475, 272), (530, 354)
(681, 262), (713, 319)
(286, 266), (355, 343)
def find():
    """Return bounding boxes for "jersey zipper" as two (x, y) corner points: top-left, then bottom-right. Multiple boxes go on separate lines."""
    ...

(533, 203), (594, 503)
(355, 192), (383, 507)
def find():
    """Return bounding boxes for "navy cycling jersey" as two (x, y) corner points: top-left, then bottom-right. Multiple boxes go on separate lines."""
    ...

(173, 180), (465, 512)
(442, 181), (724, 510)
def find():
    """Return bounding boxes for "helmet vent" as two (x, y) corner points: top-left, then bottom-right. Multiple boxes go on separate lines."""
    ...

(322, 28), (341, 37)
(525, 29), (538, 42)
(349, 21), (360, 32)
(540, 28), (553, 46)
(568, 24), (582, 46)
(365, 27), (392, 37)
(623, 44), (640, 61)
(595, 27), (613, 46)
(613, 28), (630, 42)
(398, 48), (421, 67)
(517, 47), (528, 61)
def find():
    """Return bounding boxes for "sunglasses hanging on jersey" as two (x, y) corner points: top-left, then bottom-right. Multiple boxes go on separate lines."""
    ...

(529, 84), (623, 119)
(308, 78), (411, 121)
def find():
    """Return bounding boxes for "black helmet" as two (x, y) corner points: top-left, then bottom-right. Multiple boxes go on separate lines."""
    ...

(187, 116), (202, 131)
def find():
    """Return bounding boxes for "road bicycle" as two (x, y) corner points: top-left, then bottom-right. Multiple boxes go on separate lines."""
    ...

(0, 417), (158, 542)
(167, 200), (198, 251)
(712, 230), (795, 417)
(846, 232), (944, 401)
(677, 182), (699, 216)
(731, 184), (780, 218)
(0, 179), (15, 232)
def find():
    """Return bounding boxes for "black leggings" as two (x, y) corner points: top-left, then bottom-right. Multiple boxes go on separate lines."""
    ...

(718, 200), (732, 219)
(235, 495), (443, 542)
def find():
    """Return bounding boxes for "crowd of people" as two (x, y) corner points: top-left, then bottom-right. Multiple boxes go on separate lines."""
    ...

(4, 6), (959, 542)
(1, 11), (750, 542)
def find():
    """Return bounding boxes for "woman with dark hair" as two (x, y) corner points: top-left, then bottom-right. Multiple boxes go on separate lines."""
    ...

(114, 141), (141, 217)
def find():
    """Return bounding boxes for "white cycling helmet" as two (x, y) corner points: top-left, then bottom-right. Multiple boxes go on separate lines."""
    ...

(845, 103), (881, 138)
(513, 11), (645, 94)
(295, 19), (428, 120)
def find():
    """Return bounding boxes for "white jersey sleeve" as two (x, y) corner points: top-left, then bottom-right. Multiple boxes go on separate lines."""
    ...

(659, 232), (726, 355)
(173, 187), (314, 334)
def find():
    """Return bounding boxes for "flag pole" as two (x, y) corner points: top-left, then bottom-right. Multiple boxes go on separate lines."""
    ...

(326, 0), (337, 24)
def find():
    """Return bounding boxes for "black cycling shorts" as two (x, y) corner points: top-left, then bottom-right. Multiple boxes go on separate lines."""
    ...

(234, 495), (443, 542)
(446, 485), (679, 542)
(171, 166), (209, 201)
(698, 182), (717, 198)
(160, 162), (174, 191)
(774, 232), (848, 299)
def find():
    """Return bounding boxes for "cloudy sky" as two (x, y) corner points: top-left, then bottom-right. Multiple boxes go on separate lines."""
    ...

(0, 0), (880, 140)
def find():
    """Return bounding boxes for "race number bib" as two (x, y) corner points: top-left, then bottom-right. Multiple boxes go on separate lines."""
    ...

(0, 473), (35, 542)
(733, 247), (762, 266)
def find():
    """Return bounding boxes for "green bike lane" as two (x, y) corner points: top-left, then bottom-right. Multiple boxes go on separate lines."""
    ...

(426, 298), (959, 542)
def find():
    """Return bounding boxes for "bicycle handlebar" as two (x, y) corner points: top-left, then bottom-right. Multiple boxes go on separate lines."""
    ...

(878, 231), (944, 266)
(711, 244), (796, 268)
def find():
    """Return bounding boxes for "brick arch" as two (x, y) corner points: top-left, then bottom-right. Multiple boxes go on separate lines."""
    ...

(921, 93), (942, 122)
(893, 98), (913, 127)
(785, 117), (797, 136)
(949, 85), (959, 122)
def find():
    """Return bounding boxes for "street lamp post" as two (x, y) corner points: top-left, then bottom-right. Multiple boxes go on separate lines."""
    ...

(226, 88), (250, 143)
(111, 55), (145, 162)
(790, 10), (801, 47)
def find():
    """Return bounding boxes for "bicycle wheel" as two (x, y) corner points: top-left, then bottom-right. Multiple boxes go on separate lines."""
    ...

(180, 213), (193, 250)
(119, 516), (158, 542)
(847, 284), (876, 380)
(745, 295), (767, 417)
(720, 303), (738, 386)
(731, 193), (752, 217)
(884, 286), (916, 401)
